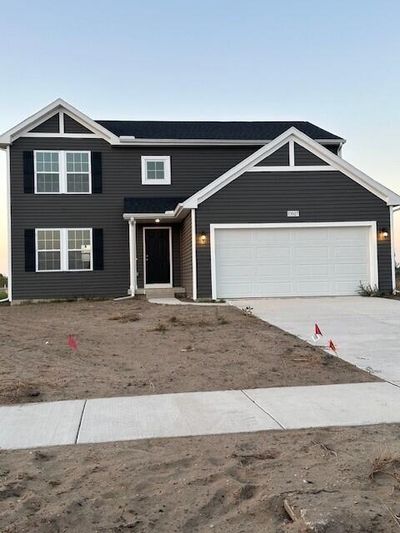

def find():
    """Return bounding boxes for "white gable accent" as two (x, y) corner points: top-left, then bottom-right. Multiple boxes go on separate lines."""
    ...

(182, 128), (400, 207)
(0, 99), (119, 146)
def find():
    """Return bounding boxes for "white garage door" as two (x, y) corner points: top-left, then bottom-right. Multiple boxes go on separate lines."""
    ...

(213, 225), (373, 298)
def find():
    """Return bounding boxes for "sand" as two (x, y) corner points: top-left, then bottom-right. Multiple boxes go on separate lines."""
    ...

(0, 299), (377, 404)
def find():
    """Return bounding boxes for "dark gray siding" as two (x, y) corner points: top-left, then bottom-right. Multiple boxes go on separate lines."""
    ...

(196, 170), (392, 298)
(256, 144), (289, 166)
(11, 138), (254, 299)
(30, 114), (59, 133)
(294, 143), (328, 165)
(180, 214), (193, 298)
(64, 114), (93, 134)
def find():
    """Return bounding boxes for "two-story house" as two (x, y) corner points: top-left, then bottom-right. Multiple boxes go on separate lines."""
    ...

(1, 99), (399, 303)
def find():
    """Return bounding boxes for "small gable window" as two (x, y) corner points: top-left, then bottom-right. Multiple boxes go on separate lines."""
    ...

(34, 151), (91, 193)
(141, 156), (171, 185)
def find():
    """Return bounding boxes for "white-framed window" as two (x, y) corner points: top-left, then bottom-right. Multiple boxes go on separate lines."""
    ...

(34, 151), (91, 194)
(35, 228), (93, 272)
(141, 156), (171, 185)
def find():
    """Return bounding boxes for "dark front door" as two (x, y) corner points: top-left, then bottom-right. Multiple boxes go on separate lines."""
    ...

(145, 228), (171, 285)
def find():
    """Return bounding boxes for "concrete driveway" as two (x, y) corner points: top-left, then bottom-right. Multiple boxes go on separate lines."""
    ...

(229, 297), (400, 385)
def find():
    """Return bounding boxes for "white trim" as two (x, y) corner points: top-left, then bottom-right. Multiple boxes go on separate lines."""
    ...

(143, 226), (173, 288)
(33, 150), (92, 194)
(129, 219), (137, 296)
(182, 128), (400, 208)
(35, 228), (93, 273)
(390, 206), (396, 293)
(191, 209), (197, 301)
(248, 165), (334, 172)
(0, 98), (120, 146)
(59, 112), (65, 134)
(22, 133), (99, 139)
(289, 139), (295, 166)
(210, 221), (379, 300)
(118, 138), (345, 147)
(141, 156), (171, 185)
(6, 146), (12, 300)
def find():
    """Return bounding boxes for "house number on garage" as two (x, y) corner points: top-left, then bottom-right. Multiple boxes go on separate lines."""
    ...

(287, 210), (300, 217)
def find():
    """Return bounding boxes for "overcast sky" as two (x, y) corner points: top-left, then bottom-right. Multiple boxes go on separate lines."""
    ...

(1, 0), (400, 275)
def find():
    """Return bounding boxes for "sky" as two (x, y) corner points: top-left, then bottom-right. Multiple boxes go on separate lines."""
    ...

(0, 0), (400, 275)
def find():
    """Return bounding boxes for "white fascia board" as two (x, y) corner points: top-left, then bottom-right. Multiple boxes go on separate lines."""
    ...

(116, 137), (345, 147)
(182, 127), (400, 208)
(0, 98), (119, 146)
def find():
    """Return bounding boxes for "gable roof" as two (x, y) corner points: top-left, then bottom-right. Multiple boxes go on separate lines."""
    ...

(0, 98), (344, 147)
(0, 99), (119, 146)
(96, 120), (343, 142)
(182, 128), (400, 207)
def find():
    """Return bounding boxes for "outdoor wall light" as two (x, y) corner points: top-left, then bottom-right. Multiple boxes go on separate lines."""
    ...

(378, 227), (389, 241)
(198, 232), (208, 245)
(155, 218), (160, 223)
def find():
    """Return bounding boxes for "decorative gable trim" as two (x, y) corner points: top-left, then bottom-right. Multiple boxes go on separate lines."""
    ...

(182, 128), (400, 207)
(0, 99), (119, 146)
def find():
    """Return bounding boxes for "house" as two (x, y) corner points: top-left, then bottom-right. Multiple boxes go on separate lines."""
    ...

(1, 99), (399, 303)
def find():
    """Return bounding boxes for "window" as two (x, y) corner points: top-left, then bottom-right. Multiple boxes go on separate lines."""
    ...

(34, 151), (91, 193)
(66, 152), (90, 192)
(68, 229), (92, 270)
(35, 152), (60, 193)
(141, 156), (171, 185)
(36, 229), (61, 271)
(36, 228), (92, 271)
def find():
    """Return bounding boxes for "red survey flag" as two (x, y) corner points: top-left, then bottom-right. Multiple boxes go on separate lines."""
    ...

(328, 339), (337, 352)
(315, 323), (323, 336)
(67, 335), (78, 351)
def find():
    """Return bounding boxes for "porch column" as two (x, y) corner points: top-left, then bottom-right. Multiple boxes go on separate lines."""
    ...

(129, 218), (137, 296)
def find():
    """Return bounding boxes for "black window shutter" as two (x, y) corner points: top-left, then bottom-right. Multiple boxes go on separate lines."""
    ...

(23, 152), (34, 193)
(93, 228), (104, 270)
(91, 152), (102, 193)
(24, 229), (36, 271)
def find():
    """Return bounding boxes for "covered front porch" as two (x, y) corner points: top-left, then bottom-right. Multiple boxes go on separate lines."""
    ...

(123, 197), (196, 299)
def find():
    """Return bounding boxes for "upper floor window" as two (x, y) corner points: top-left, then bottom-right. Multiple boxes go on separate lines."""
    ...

(34, 151), (91, 194)
(141, 156), (171, 185)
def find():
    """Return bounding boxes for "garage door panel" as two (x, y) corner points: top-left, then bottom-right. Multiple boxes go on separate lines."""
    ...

(214, 226), (372, 298)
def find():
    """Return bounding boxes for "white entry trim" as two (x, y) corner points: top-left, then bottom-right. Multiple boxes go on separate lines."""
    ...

(390, 207), (396, 293)
(210, 221), (379, 300)
(143, 226), (173, 288)
(191, 209), (197, 300)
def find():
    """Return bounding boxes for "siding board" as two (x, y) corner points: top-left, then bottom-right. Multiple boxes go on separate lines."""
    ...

(11, 138), (255, 299)
(180, 214), (193, 298)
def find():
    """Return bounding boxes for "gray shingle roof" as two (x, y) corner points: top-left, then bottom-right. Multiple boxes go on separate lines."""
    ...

(124, 197), (186, 213)
(96, 120), (342, 141)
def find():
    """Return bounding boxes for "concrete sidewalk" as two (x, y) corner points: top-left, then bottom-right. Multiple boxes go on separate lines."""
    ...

(1, 382), (400, 450)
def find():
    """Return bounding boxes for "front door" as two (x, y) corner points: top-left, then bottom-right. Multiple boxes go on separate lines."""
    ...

(144, 227), (172, 286)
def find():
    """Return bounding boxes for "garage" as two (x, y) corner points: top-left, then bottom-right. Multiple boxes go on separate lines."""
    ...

(211, 223), (377, 299)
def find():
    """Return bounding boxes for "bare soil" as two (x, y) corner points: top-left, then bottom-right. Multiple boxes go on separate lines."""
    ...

(1, 424), (400, 532)
(0, 299), (377, 404)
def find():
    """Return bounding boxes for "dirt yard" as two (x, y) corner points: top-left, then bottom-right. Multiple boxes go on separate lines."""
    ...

(1, 424), (400, 532)
(0, 299), (377, 404)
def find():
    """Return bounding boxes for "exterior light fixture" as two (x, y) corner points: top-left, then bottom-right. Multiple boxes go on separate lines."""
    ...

(155, 218), (160, 223)
(199, 232), (208, 245)
(378, 227), (389, 241)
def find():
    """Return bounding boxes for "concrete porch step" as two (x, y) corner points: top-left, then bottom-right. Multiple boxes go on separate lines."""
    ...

(144, 287), (185, 299)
